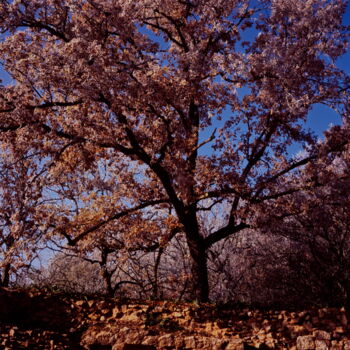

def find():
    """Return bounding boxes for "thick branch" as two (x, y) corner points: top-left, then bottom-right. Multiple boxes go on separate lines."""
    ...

(204, 222), (249, 249)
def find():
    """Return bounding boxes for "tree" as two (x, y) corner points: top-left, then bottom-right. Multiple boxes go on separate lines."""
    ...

(256, 129), (350, 306)
(0, 0), (349, 301)
(0, 140), (47, 286)
(31, 252), (105, 294)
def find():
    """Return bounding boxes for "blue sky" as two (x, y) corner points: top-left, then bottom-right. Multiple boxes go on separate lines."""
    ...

(305, 3), (350, 135)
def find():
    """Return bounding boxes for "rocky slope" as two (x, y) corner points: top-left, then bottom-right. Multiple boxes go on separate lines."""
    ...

(0, 288), (349, 349)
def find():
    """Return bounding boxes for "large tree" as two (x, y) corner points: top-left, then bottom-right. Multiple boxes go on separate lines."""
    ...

(0, 0), (349, 301)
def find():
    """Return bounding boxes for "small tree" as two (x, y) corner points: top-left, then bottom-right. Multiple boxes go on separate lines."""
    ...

(33, 252), (105, 294)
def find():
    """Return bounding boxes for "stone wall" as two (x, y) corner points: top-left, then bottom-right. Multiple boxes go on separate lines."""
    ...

(0, 288), (349, 349)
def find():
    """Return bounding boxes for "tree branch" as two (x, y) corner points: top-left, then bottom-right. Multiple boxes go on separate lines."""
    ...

(68, 199), (171, 245)
(204, 222), (249, 249)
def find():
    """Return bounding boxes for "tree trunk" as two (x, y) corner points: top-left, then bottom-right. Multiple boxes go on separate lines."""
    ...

(99, 248), (114, 297)
(0, 264), (10, 287)
(102, 267), (114, 297)
(186, 236), (209, 302)
(181, 209), (210, 303)
(152, 247), (164, 300)
(343, 279), (350, 322)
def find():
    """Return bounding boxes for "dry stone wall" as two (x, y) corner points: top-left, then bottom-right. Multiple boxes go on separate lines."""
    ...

(0, 288), (349, 349)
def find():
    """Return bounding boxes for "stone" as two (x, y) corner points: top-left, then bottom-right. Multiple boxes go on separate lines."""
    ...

(208, 338), (227, 350)
(101, 308), (111, 315)
(313, 331), (331, 341)
(158, 334), (174, 348)
(225, 339), (244, 350)
(112, 307), (123, 318)
(297, 336), (315, 350)
(75, 300), (86, 307)
(291, 325), (307, 338)
(334, 326), (344, 333)
(174, 336), (184, 348)
(121, 314), (141, 323)
(330, 341), (343, 350)
(124, 330), (147, 344)
(95, 331), (114, 346)
(183, 336), (196, 349)
(315, 340), (329, 350)
(88, 313), (99, 321)
(112, 345), (124, 350)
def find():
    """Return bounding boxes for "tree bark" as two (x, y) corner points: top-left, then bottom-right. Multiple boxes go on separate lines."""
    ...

(152, 247), (164, 300)
(99, 248), (114, 297)
(187, 237), (209, 302)
(183, 211), (209, 302)
(102, 267), (114, 297)
(0, 264), (10, 287)
(342, 279), (350, 322)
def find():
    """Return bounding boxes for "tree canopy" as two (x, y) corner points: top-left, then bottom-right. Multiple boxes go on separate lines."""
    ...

(0, 0), (349, 301)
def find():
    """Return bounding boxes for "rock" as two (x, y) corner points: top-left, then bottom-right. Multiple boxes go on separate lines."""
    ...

(112, 307), (123, 318)
(207, 338), (227, 350)
(315, 340), (329, 350)
(158, 334), (174, 348)
(291, 325), (307, 338)
(334, 326), (344, 334)
(225, 339), (244, 350)
(330, 341), (343, 350)
(297, 336), (315, 350)
(174, 336), (184, 348)
(313, 330), (331, 341)
(101, 308), (111, 315)
(183, 336), (196, 348)
(75, 300), (86, 307)
(142, 337), (158, 346)
(124, 330), (147, 344)
(121, 314), (141, 323)
(112, 345), (124, 350)
(95, 330), (113, 345)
